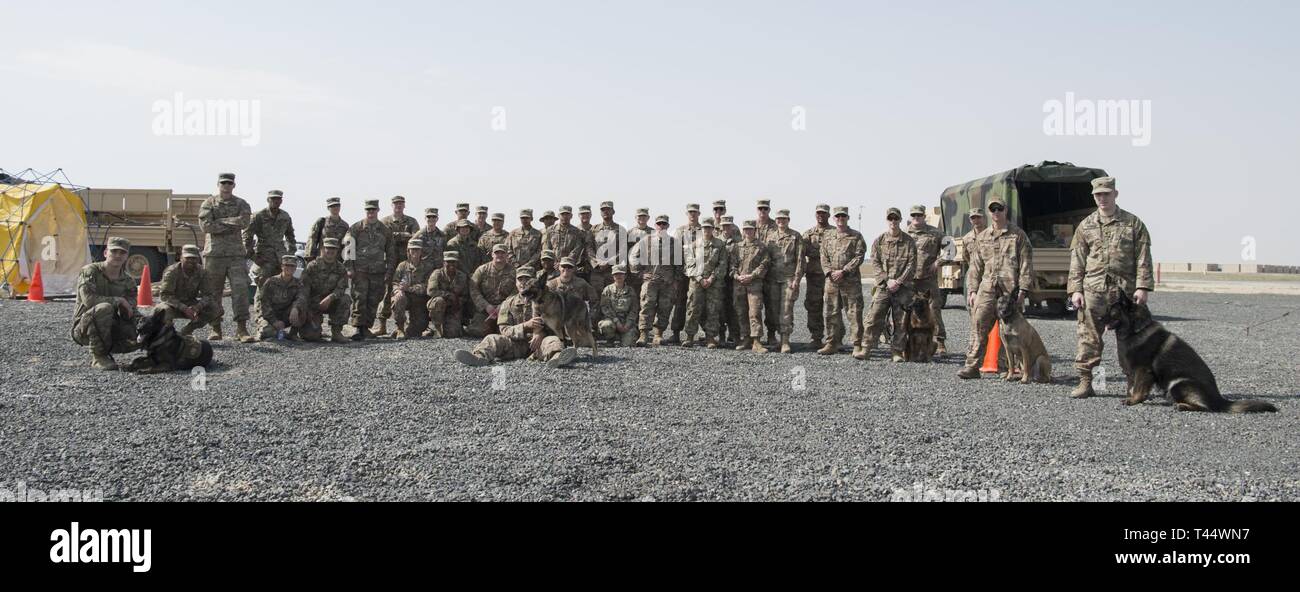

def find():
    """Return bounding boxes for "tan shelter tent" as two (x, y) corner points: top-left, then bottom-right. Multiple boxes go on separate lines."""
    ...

(1, 175), (91, 298)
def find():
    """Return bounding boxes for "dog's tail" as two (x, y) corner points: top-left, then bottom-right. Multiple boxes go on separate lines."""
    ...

(1226, 399), (1279, 413)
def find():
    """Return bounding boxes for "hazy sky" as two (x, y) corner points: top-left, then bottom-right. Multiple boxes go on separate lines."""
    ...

(3, 0), (1297, 264)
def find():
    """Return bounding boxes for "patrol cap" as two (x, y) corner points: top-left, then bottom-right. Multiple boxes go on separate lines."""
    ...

(540, 250), (556, 261)
(886, 207), (902, 220)
(686, 203), (700, 213)
(326, 197), (341, 207)
(519, 209), (533, 219)
(712, 200), (727, 210)
(1091, 176), (1117, 194)
(968, 208), (985, 218)
(721, 215), (736, 226)
(600, 201), (614, 210)
(612, 264), (628, 274)
(636, 208), (650, 216)
(407, 239), (425, 250)
(700, 218), (715, 229)
(217, 172), (236, 182)
(776, 209), (790, 219)
(987, 196), (1006, 208)
(391, 195), (406, 204)
(476, 206), (489, 214)
(655, 214), (670, 226)
(742, 220), (757, 230)
(267, 190), (284, 198)
(364, 199), (380, 210)
(280, 255), (298, 266)
(559, 257), (576, 268)
(443, 251), (460, 262)
(456, 219), (472, 228)
(756, 199), (771, 209)
(322, 238), (341, 249)
(107, 237), (131, 252)
(456, 203), (470, 212)
(516, 266), (535, 279)
(833, 207), (849, 218)
(559, 205), (573, 214)
(578, 205), (592, 214)
(424, 207), (439, 217)
(540, 210), (557, 221)
(910, 205), (927, 216)
(180, 244), (201, 258)
(492, 243), (508, 254)
(816, 204), (831, 214)
(491, 212), (505, 221)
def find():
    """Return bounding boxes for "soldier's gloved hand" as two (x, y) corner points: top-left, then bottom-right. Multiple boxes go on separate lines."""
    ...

(1071, 292), (1085, 310)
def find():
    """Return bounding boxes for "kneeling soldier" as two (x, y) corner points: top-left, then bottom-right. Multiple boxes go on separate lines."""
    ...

(256, 255), (308, 341)
(426, 251), (472, 338)
(71, 237), (140, 370)
(598, 265), (639, 346)
(300, 237), (352, 343)
(453, 266), (579, 367)
(158, 244), (220, 336)
(390, 239), (437, 338)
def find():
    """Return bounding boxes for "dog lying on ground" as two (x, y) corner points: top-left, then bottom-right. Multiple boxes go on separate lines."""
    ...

(1103, 290), (1276, 413)
(519, 275), (598, 357)
(127, 308), (215, 373)
(902, 291), (936, 362)
(995, 286), (1052, 383)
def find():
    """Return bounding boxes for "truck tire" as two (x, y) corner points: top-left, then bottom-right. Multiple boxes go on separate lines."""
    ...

(127, 247), (166, 282)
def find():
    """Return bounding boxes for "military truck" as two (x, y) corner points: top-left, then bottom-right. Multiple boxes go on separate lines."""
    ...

(924, 206), (963, 306)
(938, 161), (1107, 315)
(85, 188), (208, 282)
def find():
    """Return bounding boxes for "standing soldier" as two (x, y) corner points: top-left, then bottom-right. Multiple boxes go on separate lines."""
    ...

(375, 195), (420, 337)
(426, 251), (471, 338)
(818, 207), (866, 356)
(539, 210), (558, 232)
(158, 244), (219, 335)
(598, 265), (640, 347)
(389, 239), (438, 339)
(469, 244), (518, 337)
(412, 207), (447, 266)
(306, 196), (349, 262)
(731, 220), (771, 353)
(443, 203), (479, 243)
(300, 237), (351, 343)
(668, 203), (702, 344)
(683, 218), (728, 348)
(577, 205), (594, 234)
(907, 204), (948, 355)
(861, 208), (917, 361)
(1068, 176), (1154, 398)
(624, 207), (653, 297)
(71, 237), (139, 370)
(959, 207), (987, 316)
(345, 199), (389, 341)
(453, 266), (579, 368)
(767, 209), (803, 353)
(507, 209), (543, 271)
(629, 214), (677, 346)
(958, 196), (1034, 379)
(802, 204), (834, 349)
(710, 200), (727, 229)
(541, 206), (589, 281)
(446, 219), (485, 274)
(255, 255), (308, 341)
(753, 199), (780, 343)
(588, 200), (625, 314)
(198, 172), (254, 343)
(473, 206), (491, 236)
(754, 199), (779, 242)
(717, 215), (742, 346)
(244, 189), (296, 289)
(477, 212), (511, 256)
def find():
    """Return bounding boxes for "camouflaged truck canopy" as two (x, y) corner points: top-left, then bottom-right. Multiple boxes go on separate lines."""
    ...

(938, 161), (1107, 238)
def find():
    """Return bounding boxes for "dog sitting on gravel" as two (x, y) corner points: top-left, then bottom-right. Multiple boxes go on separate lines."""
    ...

(1102, 290), (1276, 413)
(995, 286), (1052, 383)
(519, 275), (598, 357)
(902, 291), (936, 362)
(127, 308), (215, 374)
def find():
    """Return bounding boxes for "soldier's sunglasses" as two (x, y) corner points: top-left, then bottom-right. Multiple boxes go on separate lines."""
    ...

(219, 181), (234, 186)
(988, 204), (1005, 212)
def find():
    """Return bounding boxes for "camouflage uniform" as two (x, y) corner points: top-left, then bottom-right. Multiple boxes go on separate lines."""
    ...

(306, 215), (349, 260)
(346, 217), (389, 331)
(629, 228), (678, 339)
(718, 223), (742, 342)
(71, 260), (139, 357)
(198, 192), (253, 325)
(470, 291), (566, 363)
(391, 256), (438, 336)
(625, 222), (653, 297)
(477, 227), (511, 257)
(158, 261), (219, 328)
(426, 264), (472, 338)
(300, 256), (352, 340)
(588, 219), (625, 321)
(766, 224), (803, 340)
(959, 224), (982, 314)
(907, 219), (947, 347)
(1069, 206), (1154, 375)
(255, 273), (308, 339)
(598, 279), (640, 346)
(862, 230), (917, 355)
(469, 260), (518, 336)
(547, 274), (598, 311)
(963, 223), (1034, 370)
(802, 218), (835, 344)
(542, 222), (590, 277)
(443, 213), (482, 244)
(821, 226), (867, 349)
(378, 210), (420, 323)
(684, 235), (728, 342)
(670, 218), (703, 336)
(446, 233), (485, 277)
(730, 234), (770, 343)
(507, 225), (543, 271)
(244, 207), (295, 287)
(412, 225), (447, 266)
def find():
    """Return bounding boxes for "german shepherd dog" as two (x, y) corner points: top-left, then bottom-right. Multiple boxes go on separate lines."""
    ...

(127, 308), (215, 374)
(902, 290), (936, 362)
(1103, 290), (1276, 413)
(519, 275), (599, 357)
(995, 286), (1052, 383)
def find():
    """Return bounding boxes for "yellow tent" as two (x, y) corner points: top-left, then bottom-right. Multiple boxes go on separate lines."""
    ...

(1, 183), (90, 298)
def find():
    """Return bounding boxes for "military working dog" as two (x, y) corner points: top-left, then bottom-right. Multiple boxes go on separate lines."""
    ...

(127, 307), (215, 374)
(902, 291), (936, 362)
(995, 286), (1052, 383)
(519, 275), (599, 357)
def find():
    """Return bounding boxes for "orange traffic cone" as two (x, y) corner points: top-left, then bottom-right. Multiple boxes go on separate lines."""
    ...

(27, 261), (46, 302)
(979, 321), (1002, 373)
(137, 264), (154, 307)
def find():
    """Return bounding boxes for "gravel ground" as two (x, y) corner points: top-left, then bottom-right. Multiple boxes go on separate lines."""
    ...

(1, 289), (1297, 501)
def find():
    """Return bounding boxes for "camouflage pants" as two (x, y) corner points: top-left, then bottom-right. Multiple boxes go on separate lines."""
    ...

(391, 292), (430, 336)
(638, 280), (673, 332)
(427, 297), (470, 338)
(256, 304), (306, 339)
(763, 277), (788, 336)
(161, 301), (221, 328)
(720, 276), (739, 341)
(72, 303), (138, 355)
(466, 307), (498, 339)
(805, 272), (825, 341)
(472, 333), (565, 363)
(378, 264), (397, 321)
(823, 275), (864, 346)
(588, 268), (611, 324)
(913, 276), (947, 344)
(669, 278), (689, 333)
(685, 278), (724, 338)
(1075, 289), (1115, 375)
(863, 286), (913, 354)
(597, 319), (637, 346)
(963, 289), (1014, 370)
(301, 294), (352, 340)
(203, 255), (250, 324)
(732, 281), (765, 338)
(251, 250), (285, 288)
(349, 269), (385, 328)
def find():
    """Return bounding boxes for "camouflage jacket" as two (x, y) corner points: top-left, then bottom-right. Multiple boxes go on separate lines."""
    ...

(626, 225), (653, 256)
(685, 236), (728, 282)
(257, 274), (307, 322)
(767, 227), (804, 281)
(443, 219), (482, 244)
(730, 238), (770, 281)
(590, 221), (626, 269)
(600, 283), (639, 327)
(243, 208), (295, 263)
(907, 223), (945, 281)
(542, 223), (590, 272)
(73, 262), (137, 322)
(426, 267), (470, 306)
(445, 235), (485, 274)
(628, 233), (679, 285)
(198, 195), (252, 257)
(968, 224), (1034, 295)
(411, 226), (447, 266)
(821, 228), (867, 278)
(497, 293), (537, 341)
(470, 261), (518, 310)
(476, 228), (511, 255)
(392, 258), (438, 296)
(870, 231), (917, 288)
(159, 262), (210, 309)
(754, 218), (780, 244)
(506, 226), (543, 270)
(960, 228), (981, 265)
(306, 215), (350, 259)
(547, 275), (598, 305)
(347, 219), (390, 274)
(302, 258), (349, 303)
(1068, 208), (1154, 295)
(802, 223), (835, 275)
(382, 214), (421, 266)
(675, 222), (703, 271)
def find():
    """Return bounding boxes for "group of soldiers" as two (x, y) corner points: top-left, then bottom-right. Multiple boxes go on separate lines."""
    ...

(72, 173), (1153, 400)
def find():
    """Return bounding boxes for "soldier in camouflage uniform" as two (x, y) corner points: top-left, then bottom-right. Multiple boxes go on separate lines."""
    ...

(683, 218), (728, 348)
(453, 266), (578, 368)
(1068, 176), (1154, 398)
(306, 197), (349, 262)
(588, 201), (625, 324)
(818, 207), (866, 356)
(767, 210), (803, 353)
(710, 200), (727, 231)
(548, 257), (599, 315)
(469, 244), (518, 337)
(390, 239), (438, 339)
(803, 204), (834, 349)
(907, 204), (948, 355)
(667, 204), (702, 344)
(244, 189), (296, 289)
(474, 206), (491, 237)
(443, 203), (481, 244)
(577, 205), (594, 236)
(445, 220), (485, 275)
(411, 207), (447, 266)
(71, 237), (140, 370)
(255, 255), (308, 341)
(731, 220), (771, 353)
(959, 207), (988, 317)
(629, 214), (677, 346)
(476, 212), (511, 257)
(507, 209), (543, 271)
(958, 196), (1035, 379)
(539, 210), (557, 232)
(158, 244), (219, 335)
(426, 251), (472, 338)
(376, 195), (420, 336)
(752, 199), (781, 344)
(542, 206), (590, 285)
(345, 200), (389, 340)
(300, 238), (352, 343)
(624, 207), (653, 298)
(717, 215), (742, 345)
(198, 172), (255, 342)
(861, 208), (917, 361)
(538, 250), (560, 282)
(598, 265), (639, 347)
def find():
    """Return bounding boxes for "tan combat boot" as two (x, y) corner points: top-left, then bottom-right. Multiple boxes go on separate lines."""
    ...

(751, 339), (768, 353)
(935, 340), (947, 356)
(853, 343), (869, 360)
(1070, 373), (1095, 399)
(957, 366), (981, 379)
(209, 323), (223, 341)
(808, 336), (823, 350)
(392, 320), (407, 339)
(779, 334), (791, 354)
(236, 321), (255, 343)
(704, 336), (718, 349)
(635, 330), (648, 347)
(735, 337), (752, 351)
(818, 341), (838, 355)
(91, 351), (118, 371)
(682, 334), (695, 348)
(652, 328), (664, 346)
(330, 326), (350, 343)
(373, 319), (389, 337)
(454, 349), (491, 366)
